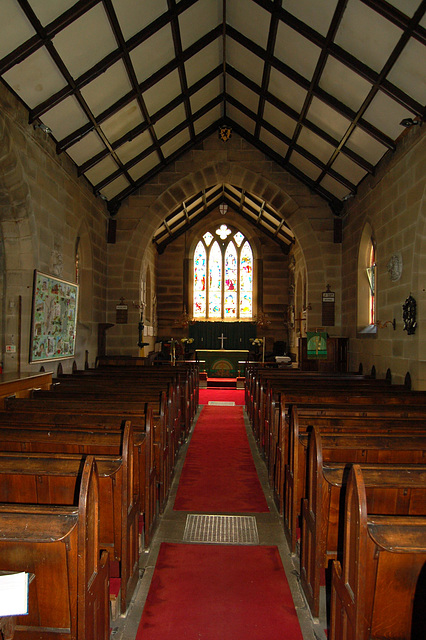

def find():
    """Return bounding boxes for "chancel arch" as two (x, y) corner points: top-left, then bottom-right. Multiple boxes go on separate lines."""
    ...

(110, 155), (335, 357)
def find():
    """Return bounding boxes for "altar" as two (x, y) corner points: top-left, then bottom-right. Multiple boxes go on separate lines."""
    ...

(196, 349), (249, 378)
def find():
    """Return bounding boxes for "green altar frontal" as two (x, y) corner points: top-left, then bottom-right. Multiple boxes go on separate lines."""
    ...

(196, 350), (249, 377)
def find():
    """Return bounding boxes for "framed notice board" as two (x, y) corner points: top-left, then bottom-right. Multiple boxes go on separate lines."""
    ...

(322, 286), (335, 326)
(29, 271), (79, 363)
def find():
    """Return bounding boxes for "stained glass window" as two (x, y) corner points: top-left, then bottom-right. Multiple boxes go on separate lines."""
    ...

(224, 242), (237, 317)
(209, 241), (222, 317)
(240, 241), (253, 317)
(193, 241), (206, 317)
(193, 228), (253, 320)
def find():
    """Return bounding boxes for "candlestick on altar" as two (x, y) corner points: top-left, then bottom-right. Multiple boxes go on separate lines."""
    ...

(262, 336), (265, 363)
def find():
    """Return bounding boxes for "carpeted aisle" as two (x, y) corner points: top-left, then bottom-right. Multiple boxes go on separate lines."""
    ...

(174, 404), (269, 512)
(198, 388), (245, 405)
(136, 543), (303, 640)
(135, 389), (305, 640)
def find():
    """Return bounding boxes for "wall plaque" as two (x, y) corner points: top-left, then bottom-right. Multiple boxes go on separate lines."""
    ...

(322, 285), (335, 326)
(116, 298), (128, 324)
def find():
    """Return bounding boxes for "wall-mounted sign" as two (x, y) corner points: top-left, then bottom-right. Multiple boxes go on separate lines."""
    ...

(322, 285), (335, 326)
(116, 297), (128, 324)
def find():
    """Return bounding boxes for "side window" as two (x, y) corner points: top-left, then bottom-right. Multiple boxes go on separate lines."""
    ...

(357, 224), (376, 333)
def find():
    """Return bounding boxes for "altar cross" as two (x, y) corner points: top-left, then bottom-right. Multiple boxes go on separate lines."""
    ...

(218, 332), (228, 349)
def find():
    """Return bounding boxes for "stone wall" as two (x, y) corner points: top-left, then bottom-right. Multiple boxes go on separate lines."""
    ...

(342, 126), (425, 388)
(0, 83), (108, 373)
(107, 132), (341, 360)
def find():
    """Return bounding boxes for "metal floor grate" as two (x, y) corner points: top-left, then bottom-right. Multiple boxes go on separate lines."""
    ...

(208, 401), (235, 406)
(183, 514), (259, 545)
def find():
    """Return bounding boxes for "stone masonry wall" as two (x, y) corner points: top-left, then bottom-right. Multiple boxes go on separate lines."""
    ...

(0, 83), (108, 373)
(342, 126), (425, 388)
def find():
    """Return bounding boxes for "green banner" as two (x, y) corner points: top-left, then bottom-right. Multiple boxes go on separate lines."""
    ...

(306, 332), (328, 359)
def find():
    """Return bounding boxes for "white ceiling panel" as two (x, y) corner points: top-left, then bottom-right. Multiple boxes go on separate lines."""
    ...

(100, 100), (144, 145)
(190, 77), (222, 115)
(283, 0), (338, 37)
(227, 104), (256, 136)
(386, 0), (421, 18)
(331, 153), (368, 186)
(143, 69), (182, 117)
(307, 97), (351, 140)
(67, 132), (107, 167)
(112, 0), (168, 41)
(80, 61), (133, 118)
(334, 0), (402, 73)
(128, 151), (160, 182)
(52, 4), (117, 79)
(2, 46), (67, 108)
(161, 127), (191, 158)
(154, 104), (187, 140)
(319, 56), (372, 112)
(227, 76), (259, 115)
(84, 155), (119, 187)
(184, 38), (222, 88)
(116, 130), (153, 165)
(130, 23), (174, 84)
(262, 101), (296, 140)
(0, 0), (35, 58)
(227, 38), (264, 87)
(259, 127), (289, 158)
(275, 21), (321, 81)
(179, 0), (222, 51)
(345, 126), (389, 166)
(99, 175), (131, 201)
(363, 91), (417, 139)
(227, 0), (271, 49)
(40, 95), (89, 140)
(297, 127), (336, 164)
(268, 68), (308, 113)
(320, 174), (351, 199)
(30, 0), (77, 27)
(194, 104), (223, 136)
(386, 38), (426, 107)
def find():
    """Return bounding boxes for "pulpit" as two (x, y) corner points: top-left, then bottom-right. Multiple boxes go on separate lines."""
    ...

(298, 337), (348, 372)
(196, 349), (249, 377)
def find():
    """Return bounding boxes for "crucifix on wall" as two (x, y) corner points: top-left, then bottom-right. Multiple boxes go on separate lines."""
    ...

(218, 332), (227, 349)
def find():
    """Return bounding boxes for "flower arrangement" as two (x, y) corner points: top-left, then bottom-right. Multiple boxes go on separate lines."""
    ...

(249, 337), (263, 346)
(181, 337), (194, 344)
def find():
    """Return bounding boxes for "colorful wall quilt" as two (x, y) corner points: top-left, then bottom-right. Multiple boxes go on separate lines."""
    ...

(29, 271), (79, 363)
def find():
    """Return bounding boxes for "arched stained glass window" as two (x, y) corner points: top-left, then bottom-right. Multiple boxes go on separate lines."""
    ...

(193, 241), (206, 317)
(224, 241), (237, 317)
(192, 226), (254, 320)
(209, 241), (222, 317)
(240, 241), (253, 318)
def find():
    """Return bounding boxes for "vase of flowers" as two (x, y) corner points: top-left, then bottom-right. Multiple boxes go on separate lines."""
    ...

(249, 337), (263, 360)
(181, 337), (194, 355)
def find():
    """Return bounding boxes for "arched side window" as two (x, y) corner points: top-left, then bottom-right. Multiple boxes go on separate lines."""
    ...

(357, 224), (377, 333)
(193, 226), (253, 320)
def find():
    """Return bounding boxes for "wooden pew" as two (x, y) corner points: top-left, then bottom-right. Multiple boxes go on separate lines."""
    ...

(283, 404), (426, 553)
(0, 424), (139, 614)
(300, 426), (426, 618)
(330, 464), (426, 640)
(0, 409), (157, 548)
(5, 394), (171, 515)
(272, 391), (426, 515)
(0, 456), (110, 640)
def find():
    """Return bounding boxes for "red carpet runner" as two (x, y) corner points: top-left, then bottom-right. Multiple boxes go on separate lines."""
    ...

(174, 405), (269, 512)
(198, 388), (245, 405)
(136, 543), (304, 640)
